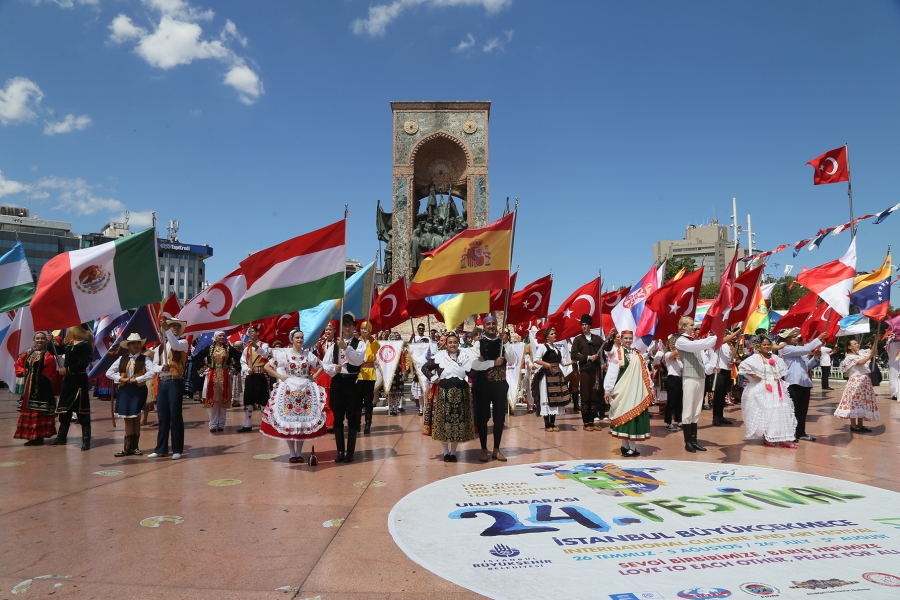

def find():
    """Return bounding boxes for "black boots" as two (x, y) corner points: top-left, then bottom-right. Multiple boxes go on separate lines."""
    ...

(683, 424), (695, 453)
(115, 434), (136, 457)
(335, 424), (345, 463)
(690, 424), (706, 451)
(51, 419), (70, 446)
(81, 421), (91, 451)
(344, 430), (357, 463)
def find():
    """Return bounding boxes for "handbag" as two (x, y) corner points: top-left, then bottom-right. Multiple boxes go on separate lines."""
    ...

(869, 368), (883, 387)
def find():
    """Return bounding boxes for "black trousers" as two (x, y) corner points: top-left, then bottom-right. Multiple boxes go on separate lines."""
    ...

(359, 379), (376, 427)
(579, 369), (602, 423)
(821, 366), (831, 388)
(788, 384), (811, 439)
(330, 375), (362, 432)
(665, 375), (683, 424)
(711, 371), (732, 419)
(154, 378), (184, 455)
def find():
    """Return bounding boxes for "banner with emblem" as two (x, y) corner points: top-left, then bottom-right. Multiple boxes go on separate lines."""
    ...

(377, 340), (405, 394)
(504, 342), (525, 409)
(408, 342), (435, 396)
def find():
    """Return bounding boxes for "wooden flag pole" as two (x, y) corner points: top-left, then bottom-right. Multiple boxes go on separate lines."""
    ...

(501, 199), (519, 330)
(846, 143), (856, 238)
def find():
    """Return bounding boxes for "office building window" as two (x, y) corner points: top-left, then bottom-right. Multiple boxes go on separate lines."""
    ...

(179, 279), (184, 286)
(169, 278), (174, 285)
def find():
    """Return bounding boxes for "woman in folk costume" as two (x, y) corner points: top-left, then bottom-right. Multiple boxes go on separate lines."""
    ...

(14, 332), (61, 446)
(262, 329), (328, 464)
(603, 330), (652, 457)
(52, 324), (95, 450)
(532, 326), (571, 432)
(738, 335), (797, 448)
(420, 334), (444, 434)
(834, 338), (880, 432)
(421, 331), (476, 462)
(201, 331), (241, 432)
(107, 333), (158, 457)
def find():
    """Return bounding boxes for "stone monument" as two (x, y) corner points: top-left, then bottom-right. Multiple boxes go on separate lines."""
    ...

(376, 101), (490, 282)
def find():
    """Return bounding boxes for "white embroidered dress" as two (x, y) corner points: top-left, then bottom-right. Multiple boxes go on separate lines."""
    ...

(260, 348), (328, 441)
(738, 353), (797, 442)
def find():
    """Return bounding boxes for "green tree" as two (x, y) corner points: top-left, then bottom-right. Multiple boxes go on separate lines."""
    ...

(699, 282), (719, 299)
(768, 276), (809, 310)
(661, 257), (697, 282)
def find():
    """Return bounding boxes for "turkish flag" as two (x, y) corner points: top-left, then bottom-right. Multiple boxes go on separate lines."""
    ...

(807, 146), (849, 185)
(542, 277), (601, 342)
(727, 265), (765, 327)
(645, 267), (705, 342)
(159, 293), (181, 325)
(800, 302), (840, 343)
(699, 251), (740, 345)
(489, 272), (518, 312)
(770, 292), (818, 334)
(369, 277), (409, 333)
(252, 312), (299, 346)
(405, 297), (442, 321)
(506, 274), (553, 325)
(600, 289), (628, 334)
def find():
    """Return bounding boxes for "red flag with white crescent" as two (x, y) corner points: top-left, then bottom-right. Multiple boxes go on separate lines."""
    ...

(645, 267), (705, 341)
(727, 265), (765, 328)
(807, 146), (849, 185)
(177, 268), (247, 335)
(506, 274), (552, 325)
(542, 277), (600, 341)
(369, 277), (409, 334)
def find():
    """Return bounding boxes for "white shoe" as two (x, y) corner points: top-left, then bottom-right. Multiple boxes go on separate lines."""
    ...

(148, 452), (164, 459)
(172, 453), (182, 460)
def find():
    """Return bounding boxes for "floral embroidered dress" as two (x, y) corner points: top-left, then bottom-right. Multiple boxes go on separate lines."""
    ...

(834, 350), (880, 421)
(738, 353), (796, 442)
(260, 348), (328, 441)
(202, 345), (234, 409)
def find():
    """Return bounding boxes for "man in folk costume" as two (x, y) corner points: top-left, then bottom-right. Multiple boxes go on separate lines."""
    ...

(239, 325), (270, 433)
(471, 315), (517, 463)
(708, 328), (742, 426)
(106, 333), (158, 457)
(314, 322), (336, 431)
(604, 330), (652, 456)
(409, 322), (430, 413)
(14, 332), (62, 446)
(674, 316), (717, 453)
(148, 318), (189, 460)
(322, 313), (365, 463)
(570, 314), (605, 431)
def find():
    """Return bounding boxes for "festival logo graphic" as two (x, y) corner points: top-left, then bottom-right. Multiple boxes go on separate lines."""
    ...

(489, 544), (520, 558)
(461, 239), (491, 269)
(677, 588), (731, 599)
(705, 470), (762, 482)
(377, 345), (396, 363)
(609, 593), (664, 600)
(75, 264), (110, 295)
(862, 572), (900, 587)
(739, 582), (779, 596)
(532, 462), (666, 497)
(789, 579), (859, 590)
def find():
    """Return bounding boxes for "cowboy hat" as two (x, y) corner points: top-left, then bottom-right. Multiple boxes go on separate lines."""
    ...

(119, 332), (147, 349)
(777, 327), (801, 339)
(164, 318), (187, 330)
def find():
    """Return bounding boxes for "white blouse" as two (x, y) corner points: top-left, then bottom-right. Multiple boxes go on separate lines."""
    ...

(841, 350), (872, 379)
(664, 351), (683, 377)
(433, 349), (473, 380)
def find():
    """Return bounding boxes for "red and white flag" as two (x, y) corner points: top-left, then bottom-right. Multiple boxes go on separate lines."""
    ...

(489, 272), (518, 312)
(177, 268), (247, 335)
(370, 277), (409, 333)
(801, 301), (840, 342)
(807, 146), (849, 185)
(252, 312), (300, 346)
(727, 265), (765, 327)
(770, 292), (819, 334)
(506, 274), (552, 325)
(600, 289), (628, 334)
(542, 277), (600, 341)
(159, 293), (181, 325)
(796, 238), (857, 316)
(699, 251), (740, 345)
(644, 267), (705, 342)
(0, 307), (35, 389)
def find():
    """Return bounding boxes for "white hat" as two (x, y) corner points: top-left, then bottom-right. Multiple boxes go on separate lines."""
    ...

(119, 332), (147, 349)
(164, 318), (187, 330)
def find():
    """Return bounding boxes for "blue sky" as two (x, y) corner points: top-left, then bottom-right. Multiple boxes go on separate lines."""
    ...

(1, 0), (898, 310)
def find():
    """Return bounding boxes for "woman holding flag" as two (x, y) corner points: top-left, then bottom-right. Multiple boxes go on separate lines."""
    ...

(834, 338), (880, 432)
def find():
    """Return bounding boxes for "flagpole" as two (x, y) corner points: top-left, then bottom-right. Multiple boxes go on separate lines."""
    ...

(846, 143), (856, 238)
(340, 205), (348, 327)
(501, 199), (519, 330)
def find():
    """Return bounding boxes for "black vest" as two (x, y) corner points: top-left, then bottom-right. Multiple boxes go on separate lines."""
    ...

(332, 337), (361, 374)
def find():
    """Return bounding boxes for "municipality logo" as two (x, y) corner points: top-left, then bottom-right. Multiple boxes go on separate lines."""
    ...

(739, 582), (779, 596)
(677, 589), (731, 599)
(489, 544), (520, 558)
(705, 469), (761, 482)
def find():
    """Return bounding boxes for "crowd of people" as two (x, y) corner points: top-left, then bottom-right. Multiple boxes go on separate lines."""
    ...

(9, 310), (897, 464)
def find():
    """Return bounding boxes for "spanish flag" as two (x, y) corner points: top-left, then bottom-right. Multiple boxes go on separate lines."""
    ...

(408, 213), (514, 300)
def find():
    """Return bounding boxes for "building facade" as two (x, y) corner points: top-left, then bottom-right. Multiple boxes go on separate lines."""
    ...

(653, 220), (747, 284)
(157, 241), (212, 303)
(0, 208), (81, 281)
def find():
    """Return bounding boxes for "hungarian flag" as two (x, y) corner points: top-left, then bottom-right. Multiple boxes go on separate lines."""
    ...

(770, 292), (818, 334)
(178, 268), (247, 335)
(542, 277), (600, 341)
(231, 220), (345, 325)
(727, 265), (765, 327)
(506, 274), (553, 325)
(699, 251), (740, 345)
(370, 277), (409, 333)
(31, 227), (161, 330)
(807, 146), (849, 185)
(644, 267), (704, 342)
(489, 271), (518, 312)
(796, 238), (857, 317)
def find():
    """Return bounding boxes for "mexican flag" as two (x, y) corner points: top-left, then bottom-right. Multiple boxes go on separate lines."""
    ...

(229, 220), (346, 325)
(31, 227), (161, 330)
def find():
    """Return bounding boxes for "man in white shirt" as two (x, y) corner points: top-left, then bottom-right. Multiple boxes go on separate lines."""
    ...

(323, 313), (366, 463)
(471, 315), (518, 463)
(818, 345), (834, 390)
(148, 319), (190, 460)
(106, 333), (159, 458)
(239, 326), (270, 433)
(675, 317), (717, 452)
(709, 328), (741, 426)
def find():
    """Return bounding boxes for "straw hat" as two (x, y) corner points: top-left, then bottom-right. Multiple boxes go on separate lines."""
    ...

(119, 332), (146, 349)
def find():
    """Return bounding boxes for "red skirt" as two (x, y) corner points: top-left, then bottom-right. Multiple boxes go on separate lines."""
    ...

(14, 407), (58, 440)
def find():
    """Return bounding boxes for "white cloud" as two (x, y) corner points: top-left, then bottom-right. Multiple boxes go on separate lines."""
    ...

(453, 33), (475, 52)
(43, 113), (92, 135)
(0, 170), (29, 198)
(30, 176), (124, 216)
(482, 29), (513, 53)
(108, 1), (263, 104)
(31, 0), (99, 8)
(112, 210), (155, 228)
(352, 0), (512, 37)
(0, 77), (44, 125)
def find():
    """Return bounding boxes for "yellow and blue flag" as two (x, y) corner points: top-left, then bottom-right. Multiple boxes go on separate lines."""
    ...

(850, 253), (892, 321)
(426, 292), (490, 331)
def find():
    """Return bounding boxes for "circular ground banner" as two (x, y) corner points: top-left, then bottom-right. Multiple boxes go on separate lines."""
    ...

(389, 460), (900, 599)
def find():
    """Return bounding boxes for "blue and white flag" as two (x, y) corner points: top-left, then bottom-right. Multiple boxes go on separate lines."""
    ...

(88, 305), (161, 378)
(0, 242), (35, 312)
(298, 261), (376, 347)
(92, 310), (130, 362)
(836, 314), (870, 337)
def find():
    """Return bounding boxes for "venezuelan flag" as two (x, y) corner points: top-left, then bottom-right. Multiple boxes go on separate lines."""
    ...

(408, 213), (514, 300)
(426, 292), (490, 331)
(850, 253), (892, 320)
